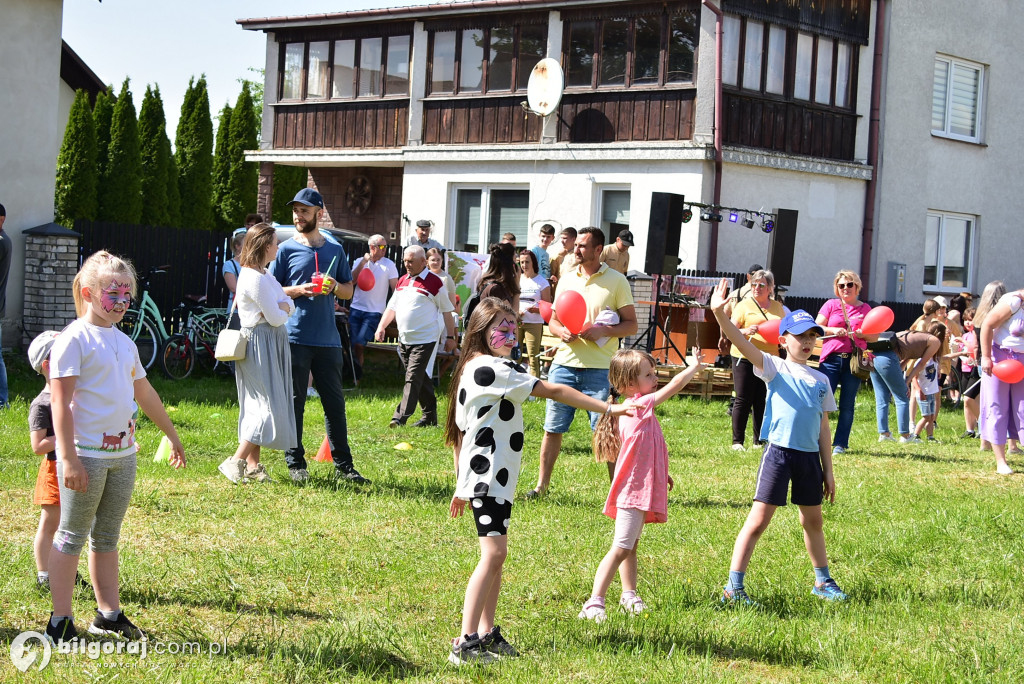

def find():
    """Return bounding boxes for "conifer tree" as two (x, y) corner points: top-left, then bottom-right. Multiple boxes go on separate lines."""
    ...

(99, 78), (143, 223)
(175, 75), (214, 229)
(211, 103), (233, 231)
(225, 82), (259, 227)
(165, 139), (182, 227)
(139, 85), (172, 226)
(273, 165), (309, 224)
(92, 88), (114, 186)
(55, 89), (99, 226)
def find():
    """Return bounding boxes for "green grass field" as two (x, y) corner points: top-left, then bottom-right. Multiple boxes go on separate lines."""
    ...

(1, 350), (1021, 682)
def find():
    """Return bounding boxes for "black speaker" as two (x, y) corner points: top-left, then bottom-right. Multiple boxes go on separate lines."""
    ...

(645, 192), (685, 275)
(766, 208), (799, 287)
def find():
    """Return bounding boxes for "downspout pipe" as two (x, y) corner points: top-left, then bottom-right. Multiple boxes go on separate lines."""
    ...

(860, 0), (887, 297)
(702, 0), (723, 270)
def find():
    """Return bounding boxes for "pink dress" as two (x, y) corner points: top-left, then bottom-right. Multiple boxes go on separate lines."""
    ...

(603, 393), (669, 524)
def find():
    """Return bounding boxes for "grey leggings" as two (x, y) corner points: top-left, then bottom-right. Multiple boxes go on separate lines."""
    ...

(53, 454), (137, 555)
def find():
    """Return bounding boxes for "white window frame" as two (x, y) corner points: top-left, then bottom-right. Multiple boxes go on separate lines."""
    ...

(449, 185), (530, 253)
(596, 186), (631, 240)
(923, 210), (975, 294)
(932, 54), (985, 144)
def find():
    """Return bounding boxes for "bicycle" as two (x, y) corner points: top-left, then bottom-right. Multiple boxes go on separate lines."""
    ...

(118, 265), (173, 369)
(159, 298), (231, 380)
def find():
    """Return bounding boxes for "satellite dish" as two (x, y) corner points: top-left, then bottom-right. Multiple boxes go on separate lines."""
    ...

(526, 58), (564, 116)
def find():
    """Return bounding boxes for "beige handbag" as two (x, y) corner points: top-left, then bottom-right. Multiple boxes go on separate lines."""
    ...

(215, 300), (247, 361)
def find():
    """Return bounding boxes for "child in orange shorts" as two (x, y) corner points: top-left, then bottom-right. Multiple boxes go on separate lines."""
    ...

(28, 331), (61, 590)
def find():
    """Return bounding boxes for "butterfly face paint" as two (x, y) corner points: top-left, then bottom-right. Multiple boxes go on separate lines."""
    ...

(488, 317), (518, 352)
(99, 279), (133, 313)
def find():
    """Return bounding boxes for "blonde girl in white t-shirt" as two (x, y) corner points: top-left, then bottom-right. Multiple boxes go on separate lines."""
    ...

(45, 251), (185, 645)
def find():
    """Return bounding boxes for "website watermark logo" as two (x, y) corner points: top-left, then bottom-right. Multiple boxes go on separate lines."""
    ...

(10, 631), (51, 672)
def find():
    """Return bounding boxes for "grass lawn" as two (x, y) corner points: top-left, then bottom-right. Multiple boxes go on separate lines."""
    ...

(1, 349), (1022, 682)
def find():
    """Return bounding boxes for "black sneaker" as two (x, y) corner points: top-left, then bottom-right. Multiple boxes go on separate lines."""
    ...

(481, 625), (519, 657)
(448, 633), (496, 666)
(412, 416), (437, 428)
(88, 610), (147, 641)
(45, 614), (79, 645)
(335, 466), (371, 485)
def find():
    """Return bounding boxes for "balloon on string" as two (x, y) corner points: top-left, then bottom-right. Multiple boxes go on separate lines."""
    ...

(538, 299), (553, 324)
(554, 290), (587, 334)
(993, 359), (1024, 384)
(859, 306), (894, 335)
(356, 268), (376, 291)
(757, 319), (781, 345)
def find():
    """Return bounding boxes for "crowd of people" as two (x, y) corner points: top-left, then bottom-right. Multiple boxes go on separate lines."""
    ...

(19, 187), (1022, 665)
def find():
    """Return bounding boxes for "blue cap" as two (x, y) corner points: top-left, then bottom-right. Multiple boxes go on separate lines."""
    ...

(779, 310), (824, 336)
(287, 188), (324, 208)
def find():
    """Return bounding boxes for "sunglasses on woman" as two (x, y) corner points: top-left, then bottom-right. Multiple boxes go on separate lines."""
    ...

(837, 283), (857, 290)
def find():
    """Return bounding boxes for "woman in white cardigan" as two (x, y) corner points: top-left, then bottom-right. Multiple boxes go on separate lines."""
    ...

(217, 223), (297, 483)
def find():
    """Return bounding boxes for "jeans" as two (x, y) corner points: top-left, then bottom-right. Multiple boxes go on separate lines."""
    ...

(0, 321), (8, 407)
(287, 344), (353, 471)
(818, 353), (862, 449)
(394, 341), (437, 424)
(543, 363), (610, 433)
(348, 308), (382, 348)
(731, 358), (766, 445)
(871, 350), (909, 436)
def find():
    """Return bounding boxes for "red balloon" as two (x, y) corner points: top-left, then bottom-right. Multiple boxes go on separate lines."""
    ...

(859, 306), (894, 335)
(555, 290), (587, 335)
(993, 359), (1024, 384)
(538, 299), (553, 324)
(356, 268), (376, 292)
(757, 319), (781, 345)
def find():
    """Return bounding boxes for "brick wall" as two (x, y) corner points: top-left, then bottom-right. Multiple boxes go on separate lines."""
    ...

(22, 231), (79, 345)
(308, 167), (404, 239)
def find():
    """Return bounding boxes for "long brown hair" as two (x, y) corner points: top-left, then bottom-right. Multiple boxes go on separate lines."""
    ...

(478, 242), (520, 296)
(444, 297), (521, 450)
(593, 349), (656, 463)
(239, 223), (277, 269)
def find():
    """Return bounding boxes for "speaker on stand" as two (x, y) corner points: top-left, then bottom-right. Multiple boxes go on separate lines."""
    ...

(634, 192), (687, 365)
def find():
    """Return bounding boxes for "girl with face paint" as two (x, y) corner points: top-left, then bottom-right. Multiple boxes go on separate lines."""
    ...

(441, 297), (636, 665)
(43, 251), (185, 645)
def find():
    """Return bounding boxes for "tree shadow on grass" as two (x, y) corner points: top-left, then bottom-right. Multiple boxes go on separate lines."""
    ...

(671, 496), (750, 510)
(117, 585), (329, 621)
(867, 448), (973, 464)
(227, 631), (424, 680)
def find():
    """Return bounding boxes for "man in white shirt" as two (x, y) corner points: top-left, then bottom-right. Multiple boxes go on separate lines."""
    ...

(375, 246), (456, 427)
(349, 234), (399, 382)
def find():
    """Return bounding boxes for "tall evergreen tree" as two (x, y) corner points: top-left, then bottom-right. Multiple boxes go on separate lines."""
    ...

(99, 78), (143, 223)
(92, 88), (114, 186)
(165, 139), (182, 227)
(55, 89), (99, 226)
(273, 165), (308, 224)
(139, 85), (172, 226)
(225, 82), (259, 227)
(211, 103), (233, 231)
(175, 75), (214, 229)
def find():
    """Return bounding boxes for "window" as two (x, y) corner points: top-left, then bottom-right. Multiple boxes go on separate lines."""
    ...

(924, 211), (974, 290)
(279, 36), (411, 101)
(429, 24), (548, 95)
(564, 10), (698, 89)
(453, 187), (530, 253)
(933, 55), (984, 142)
(600, 189), (631, 238)
(723, 15), (855, 109)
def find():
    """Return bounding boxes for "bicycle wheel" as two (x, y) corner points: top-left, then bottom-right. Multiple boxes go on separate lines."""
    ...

(119, 311), (159, 369)
(159, 334), (195, 380)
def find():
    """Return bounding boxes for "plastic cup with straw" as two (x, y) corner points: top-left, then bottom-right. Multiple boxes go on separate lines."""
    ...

(321, 254), (338, 294)
(310, 252), (322, 299)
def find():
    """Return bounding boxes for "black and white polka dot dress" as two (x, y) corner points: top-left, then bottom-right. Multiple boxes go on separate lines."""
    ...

(454, 355), (538, 502)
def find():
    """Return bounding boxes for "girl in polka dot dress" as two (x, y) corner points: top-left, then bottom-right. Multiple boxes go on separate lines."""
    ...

(443, 297), (636, 665)
(579, 349), (705, 622)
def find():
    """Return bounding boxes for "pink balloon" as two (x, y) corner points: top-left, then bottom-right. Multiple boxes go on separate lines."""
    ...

(757, 319), (781, 345)
(993, 359), (1024, 384)
(356, 268), (376, 292)
(554, 290), (587, 335)
(538, 299), (553, 324)
(859, 306), (894, 335)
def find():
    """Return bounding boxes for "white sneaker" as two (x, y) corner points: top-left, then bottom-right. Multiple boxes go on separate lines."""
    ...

(289, 468), (310, 483)
(619, 593), (646, 614)
(832, 446), (846, 455)
(306, 387), (320, 399)
(578, 600), (607, 623)
(878, 434), (896, 442)
(996, 463), (1014, 475)
(245, 463), (270, 483)
(899, 435), (923, 444)
(217, 458), (245, 484)
(731, 443), (746, 452)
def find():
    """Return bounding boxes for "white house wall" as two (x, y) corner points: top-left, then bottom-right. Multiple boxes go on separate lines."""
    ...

(873, 0), (1024, 300)
(0, 0), (64, 348)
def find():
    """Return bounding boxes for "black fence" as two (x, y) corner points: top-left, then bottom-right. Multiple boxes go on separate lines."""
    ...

(784, 296), (923, 332)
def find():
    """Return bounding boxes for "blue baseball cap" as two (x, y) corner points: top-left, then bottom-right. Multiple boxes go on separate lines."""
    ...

(779, 310), (824, 336)
(287, 188), (324, 208)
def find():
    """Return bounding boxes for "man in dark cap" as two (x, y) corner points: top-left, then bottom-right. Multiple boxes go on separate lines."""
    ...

(599, 229), (633, 274)
(271, 188), (368, 484)
(407, 219), (444, 252)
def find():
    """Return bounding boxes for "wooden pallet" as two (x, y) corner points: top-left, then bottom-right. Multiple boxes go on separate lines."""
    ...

(657, 364), (733, 401)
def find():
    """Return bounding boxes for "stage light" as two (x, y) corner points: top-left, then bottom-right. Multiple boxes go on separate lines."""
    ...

(729, 212), (739, 223)
(762, 217), (775, 234)
(682, 208), (693, 223)
(741, 216), (755, 229)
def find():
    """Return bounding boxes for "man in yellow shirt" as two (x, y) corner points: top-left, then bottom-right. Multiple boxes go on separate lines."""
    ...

(547, 227), (577, 292)
(599, 229), (632, 274)
(525, 227), (638, 498)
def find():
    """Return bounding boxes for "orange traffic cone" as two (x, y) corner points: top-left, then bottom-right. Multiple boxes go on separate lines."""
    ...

(314, 436), (333, 462)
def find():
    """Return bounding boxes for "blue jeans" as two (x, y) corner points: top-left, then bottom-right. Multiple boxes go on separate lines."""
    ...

(0, 321), (8, 407)
(543, 363), (610, 433)
(348, 308), (382, 348)
(287, 344), (353, 471)
(871, 350), (910, 436)
(818, 353), (862, 449)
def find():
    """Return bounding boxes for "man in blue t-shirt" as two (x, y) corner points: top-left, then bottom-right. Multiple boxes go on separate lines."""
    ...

(271, 188), (367, 484)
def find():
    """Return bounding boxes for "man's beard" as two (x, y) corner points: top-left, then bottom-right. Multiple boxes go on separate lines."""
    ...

(295, 219), (317, 234)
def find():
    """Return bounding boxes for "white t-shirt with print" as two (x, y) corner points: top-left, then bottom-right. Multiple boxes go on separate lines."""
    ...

(454, 355), (538, 501)
(50, 319), (145, 458)
(518, 274), (549, 325)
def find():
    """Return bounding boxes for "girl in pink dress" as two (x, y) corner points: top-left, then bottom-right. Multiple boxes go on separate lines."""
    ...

(579, 349), (705, 622)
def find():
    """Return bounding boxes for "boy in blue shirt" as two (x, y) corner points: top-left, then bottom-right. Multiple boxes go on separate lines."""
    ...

(710, 279), (848, 604)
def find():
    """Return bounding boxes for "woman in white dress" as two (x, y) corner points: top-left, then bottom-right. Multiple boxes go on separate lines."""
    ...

(517, 249), (551, 377)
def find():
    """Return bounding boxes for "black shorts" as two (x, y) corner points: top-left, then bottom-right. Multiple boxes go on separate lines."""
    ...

(753, 443), (824, 507)
(471, 496), (513, 537)
(963, 367), (981, 399)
